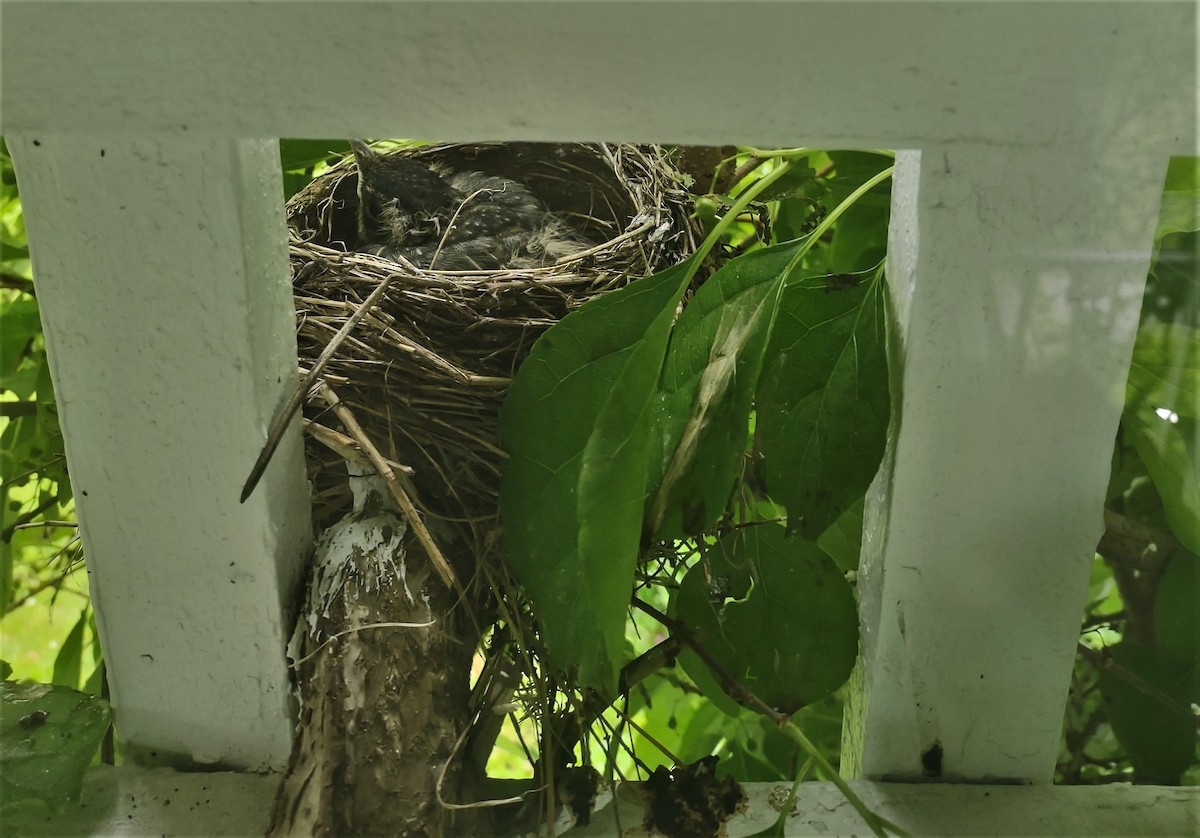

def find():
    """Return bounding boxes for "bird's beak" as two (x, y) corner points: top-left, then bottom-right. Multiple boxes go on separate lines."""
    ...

(348, 140), (377, 171)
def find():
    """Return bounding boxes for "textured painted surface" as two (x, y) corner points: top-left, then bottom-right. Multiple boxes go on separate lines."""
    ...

(573, 780), (1199, 837)
(8, 771), (1196, 837)
(0, 3), (1193, 153)
(7, 765), (278, 837)
(846, 146), (1183, 783)
(8, 136), (311, 770)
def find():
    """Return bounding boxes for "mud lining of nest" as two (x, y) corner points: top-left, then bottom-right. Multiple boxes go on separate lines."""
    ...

(289, 142), (698, 576)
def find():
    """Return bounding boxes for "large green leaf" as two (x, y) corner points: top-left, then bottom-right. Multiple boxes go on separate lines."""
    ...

(816, 496), (865, 574)
(0, 297), (40, 380)
(646, 241), (802, 539)
(755, 274), (890, 538)
(51, 610), (88, 691)
(1126, 322), (1199, 420)
(1155, 157), (1200, 240)
(1123, 409), (1200, 554)
(1098, 641), (1196, 784)
(821, 151), (893, 273)
(1155, 551), (1200, 665)
(674, 525), (858, 714)
(500, 261), (692, 693)
(278, 139), (350, 173)
(0, 681), (111, 811)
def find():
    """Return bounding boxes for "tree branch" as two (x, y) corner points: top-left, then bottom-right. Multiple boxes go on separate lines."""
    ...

(1097, 509), (1178, 644)
(631, 598), (909, 838)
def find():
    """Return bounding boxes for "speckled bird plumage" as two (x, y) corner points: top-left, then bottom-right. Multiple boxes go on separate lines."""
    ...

(349, 140), (584, 271)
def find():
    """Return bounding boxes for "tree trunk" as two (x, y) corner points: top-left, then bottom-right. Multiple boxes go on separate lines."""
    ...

(268, 476), (490, 837)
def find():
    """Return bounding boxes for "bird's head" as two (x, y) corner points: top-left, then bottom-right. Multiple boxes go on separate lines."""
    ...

(349, 140), (456, 244)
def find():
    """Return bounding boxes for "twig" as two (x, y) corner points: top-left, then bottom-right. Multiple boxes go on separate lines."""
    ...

(0, 401), (37, 417)
(729, 156), (766, 190)
(1098, 509), (1177, 644)
(632, 598), (909, 838)
(1, 493), (61, 543)
(291, 620), (437, 667)
(314, 382), (466, 601)
(12, 520), (77, 531)
(1076, 642), (1198, 729)
(436, 725), (529, 811)
(303, 419), (414, 476)
(3, 563), (82, 615)
(0, 272), (34, 296)
(240, 264), (413, 502)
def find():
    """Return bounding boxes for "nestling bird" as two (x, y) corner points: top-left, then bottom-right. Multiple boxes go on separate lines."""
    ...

(349, 140), (585, 271)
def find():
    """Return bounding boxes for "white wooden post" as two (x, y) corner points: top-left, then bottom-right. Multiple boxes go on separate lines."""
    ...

(8, 136), (311, 770)
(843, 145), (1181, 783)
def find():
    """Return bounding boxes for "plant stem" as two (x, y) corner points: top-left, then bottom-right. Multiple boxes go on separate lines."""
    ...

(781, 165), (895, 284)
(631, 598), (909, 838)
(683, 160), (798, 286)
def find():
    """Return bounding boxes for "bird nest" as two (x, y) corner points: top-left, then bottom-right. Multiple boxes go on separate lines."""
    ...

(287, 143), (700, 570)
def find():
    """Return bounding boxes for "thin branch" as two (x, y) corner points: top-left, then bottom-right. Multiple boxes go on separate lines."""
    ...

(1, 492), (61, 543)
(1099, 508), (1180, 568)
(3, 563), (81, 615)
(729, 156), (767, 190)
(631, 598), (909, 838)
(1076, 642), (1198, 730)
(314, 381), (467, 601)
(0, 401), (37, 417)
(290, 620), (437, 667)
(1, 272), (35, 296)
(241, 262), (413, 502)
(1097, 509), (1178, 644)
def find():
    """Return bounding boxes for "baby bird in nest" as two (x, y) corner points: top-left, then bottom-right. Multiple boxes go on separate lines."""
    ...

(349, 140), (585, 271)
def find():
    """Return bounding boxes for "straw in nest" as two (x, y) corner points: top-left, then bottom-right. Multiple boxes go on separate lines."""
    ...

(287, 142), (698, 575)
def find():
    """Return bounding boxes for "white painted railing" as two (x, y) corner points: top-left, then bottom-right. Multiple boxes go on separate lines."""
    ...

(3, 1), (1196, 834)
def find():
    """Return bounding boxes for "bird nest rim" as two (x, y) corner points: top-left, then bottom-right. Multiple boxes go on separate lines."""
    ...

(287, 142), (698, 536)
(287, 142), (693, 281)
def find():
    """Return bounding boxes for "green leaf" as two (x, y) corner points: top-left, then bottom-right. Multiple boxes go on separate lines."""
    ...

(647, 242), (802, 539)
(754, 165), (819, 203)
(755, 273), (890, 538)
(817, 496), (865, 574)
(820, 153), (892, 274)
(0, 297), (41, 378)
(1156, 157), (1200, 240)
(1155, 551), (1200, 665)
(1098, 641), (1196, 784)
(1123, 409), (1200, 554)
(827, 201), (888, 274)
(0, 537), (11, 619)
(34, 359), (64, 464)
(500, 261), (693, 693)
(0, 681), (111, 811)
(1126, 322), (1199, 419)
(821, 153), (893, 209)
(675, 525), (858, 714)
(1145, 231), (1197, 324)
(0, 412), (36, 476)
(278, 139), (349, 173)
(0, 661), (11, 682)
(52, 610), (88, 691)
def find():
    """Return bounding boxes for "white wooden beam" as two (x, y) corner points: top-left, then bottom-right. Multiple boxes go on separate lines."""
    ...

(8, 773), (1196, 837)
(573, 780), (1199, 837)
(7, 765), (277, 837)
(844, 145), (1179, 783)
(8, 136), (311, 770)
(0, 2), (1193, 155)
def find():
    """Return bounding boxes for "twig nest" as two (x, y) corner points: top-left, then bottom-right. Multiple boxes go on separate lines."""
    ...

(287, 143), (698, 554)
